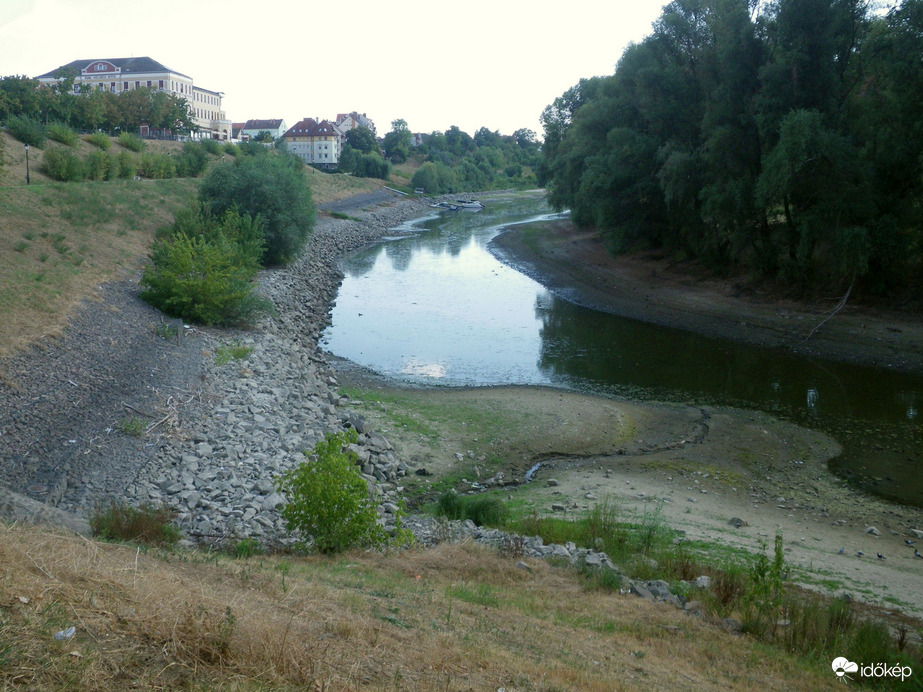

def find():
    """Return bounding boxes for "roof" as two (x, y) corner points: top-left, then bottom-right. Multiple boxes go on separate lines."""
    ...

(242, 119), (286, 131)
(36, 57), (190, 80)
(282, 118), (319, 137)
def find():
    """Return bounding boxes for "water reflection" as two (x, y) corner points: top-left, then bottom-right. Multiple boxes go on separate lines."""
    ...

(324, 195), (923, 505)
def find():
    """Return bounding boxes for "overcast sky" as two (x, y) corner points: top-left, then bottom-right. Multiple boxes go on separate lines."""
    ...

(1, 0), (667, 138)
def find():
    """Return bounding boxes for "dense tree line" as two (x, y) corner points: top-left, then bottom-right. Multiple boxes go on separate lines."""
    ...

(540, 0), (923, 298)
(0, 74), (195, 135)
(407, 122), (542, 193)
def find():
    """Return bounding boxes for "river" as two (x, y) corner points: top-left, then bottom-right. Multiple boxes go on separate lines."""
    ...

(321, 194), (923, 507)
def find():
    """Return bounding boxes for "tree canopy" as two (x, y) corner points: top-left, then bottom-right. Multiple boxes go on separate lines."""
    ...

(539, 0), (923, 298)
(0, 74), (195, 134)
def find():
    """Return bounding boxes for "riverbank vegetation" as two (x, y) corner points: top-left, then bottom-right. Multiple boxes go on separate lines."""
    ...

(397, 120), (541, 193)
(539, 0), (923, 305)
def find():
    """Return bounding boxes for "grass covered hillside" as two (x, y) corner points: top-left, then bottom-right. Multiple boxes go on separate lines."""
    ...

(0, 130), (381, 358)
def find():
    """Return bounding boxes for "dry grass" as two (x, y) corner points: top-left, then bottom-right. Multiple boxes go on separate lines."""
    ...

(0, 131), (199, 358)
(0, 523), (839, 691)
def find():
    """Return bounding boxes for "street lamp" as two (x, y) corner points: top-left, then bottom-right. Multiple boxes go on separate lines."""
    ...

(24, 144), (30, 185)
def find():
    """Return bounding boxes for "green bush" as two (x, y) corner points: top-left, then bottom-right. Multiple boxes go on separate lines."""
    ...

(46, 122), (78, 147)
(117, 150), (137, 179)
(140, 207), (265, 325)
(86, 150), (111, 180)
(85, 132), (111, 150)
(5, 115), (46, 147)
(137, 152), (176, 179)
(276, 430), (388, 554)
(199, 153), (315, 266)
(117, 132), (145, 152)
(89, 500), (180, 546)
(200, 138), (223, 155)
(435, 490), (510, 527)
(42, 146), (87, 181)
(175, 141), (209, 177)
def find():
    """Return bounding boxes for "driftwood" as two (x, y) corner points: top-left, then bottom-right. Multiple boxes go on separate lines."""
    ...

(804, 272), (856, 343)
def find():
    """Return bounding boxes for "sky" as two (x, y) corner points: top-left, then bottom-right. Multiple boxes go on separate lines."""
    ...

(0, 0), (668, 139)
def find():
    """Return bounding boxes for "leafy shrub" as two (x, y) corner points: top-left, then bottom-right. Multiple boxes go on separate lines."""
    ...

(435, 490), (509, 527)
(174, 141), (209, 177)
(140, 207), (265, 325)
(223, 142), (238, 156)
(5, 115), (46, 147)
(118, 132), (145, 152)
(199, 153), (315, 266)
(46, 122), (78, 147)
(137, 152), (176, 179)
(42, 146), (87, 181)
(85, 132), (111, 150)
(86, 150), (111, 180)
(117, 150), (138, 179)
(89, 500), (180, 546)
(200, 138), (223, 155)
(276, 430), (388, 554)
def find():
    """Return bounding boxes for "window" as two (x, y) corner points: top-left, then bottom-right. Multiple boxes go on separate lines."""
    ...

(147, 80), (152, 88)
(159, 80), (164, 89)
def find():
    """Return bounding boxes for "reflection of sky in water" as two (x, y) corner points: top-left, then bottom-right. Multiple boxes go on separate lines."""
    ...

(325, 216), (556, 386)
(323, 197), (923, 505)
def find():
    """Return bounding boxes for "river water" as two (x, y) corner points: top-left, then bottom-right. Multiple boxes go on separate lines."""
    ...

(322, 195), (923, 507)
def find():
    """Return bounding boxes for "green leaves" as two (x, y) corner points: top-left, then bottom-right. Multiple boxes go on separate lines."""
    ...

(275, 431), (388, 554)
(199, 153), (314, 266)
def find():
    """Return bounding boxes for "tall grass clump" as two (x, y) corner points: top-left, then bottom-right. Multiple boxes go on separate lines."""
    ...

(5, 115), (46, 147)
(118, 132), (145, 152)
(89, 500), (180, 546)
(435, 490), (509, 527)
(46, 122), (78, 147)
(140, 204), (267, 325)
(85, 132), (111, 150)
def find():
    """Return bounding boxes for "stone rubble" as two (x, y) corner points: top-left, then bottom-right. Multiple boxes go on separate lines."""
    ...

(67, 192), (698, 609)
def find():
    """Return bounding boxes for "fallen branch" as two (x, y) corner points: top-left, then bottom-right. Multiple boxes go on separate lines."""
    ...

(803, 272), (856, 343)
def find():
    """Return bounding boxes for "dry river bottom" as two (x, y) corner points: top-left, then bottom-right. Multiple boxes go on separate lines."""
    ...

(1, 191), (921, 625)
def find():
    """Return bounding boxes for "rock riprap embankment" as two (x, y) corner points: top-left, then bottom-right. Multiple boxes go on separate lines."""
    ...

(121, 197), (434, 547)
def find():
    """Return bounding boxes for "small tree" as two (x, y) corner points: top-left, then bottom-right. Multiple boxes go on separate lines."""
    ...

(140, 206), (265, 325)
(276, 430), (388, 554)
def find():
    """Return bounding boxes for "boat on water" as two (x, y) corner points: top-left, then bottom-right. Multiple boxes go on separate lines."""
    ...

(454, 199), (483, 210)
(430, 202), (460, 211)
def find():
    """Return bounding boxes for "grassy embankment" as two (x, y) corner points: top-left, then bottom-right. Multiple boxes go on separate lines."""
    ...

(0, 130), (380, 359)
(0, 132), (913, 689)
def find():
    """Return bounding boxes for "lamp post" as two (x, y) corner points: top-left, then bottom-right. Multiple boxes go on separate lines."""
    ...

(24, 144), (30, 185)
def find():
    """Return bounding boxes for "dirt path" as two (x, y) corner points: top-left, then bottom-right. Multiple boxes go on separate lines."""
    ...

(490, 220), (923, 374)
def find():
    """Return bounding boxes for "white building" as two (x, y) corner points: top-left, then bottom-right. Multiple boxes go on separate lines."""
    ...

(36, 57), (231, 139)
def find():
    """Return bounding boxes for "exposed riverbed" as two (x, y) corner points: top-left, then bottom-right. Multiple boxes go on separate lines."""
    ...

(323, 193), (923, 507)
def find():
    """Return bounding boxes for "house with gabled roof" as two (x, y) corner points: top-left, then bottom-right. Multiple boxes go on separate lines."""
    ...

(282, 118), (344, 168)
(35, 57), (231, 139)
(240, 119), (288, 141)
(336, 111), (376, 136)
